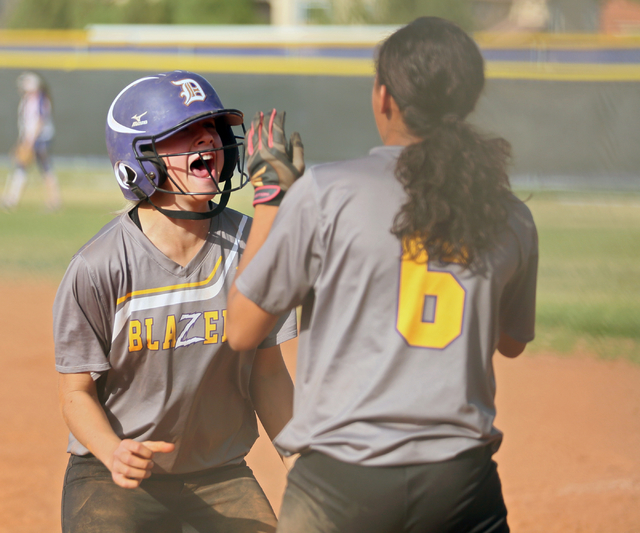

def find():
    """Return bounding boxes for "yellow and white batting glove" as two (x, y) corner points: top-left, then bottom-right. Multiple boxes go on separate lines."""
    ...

(246, 109), (305, 207)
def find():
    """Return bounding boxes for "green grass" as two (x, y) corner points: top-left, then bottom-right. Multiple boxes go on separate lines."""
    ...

(517, 190), (640, 363)
(0, 166), (255, 280)
(0, 168), (121, 279)
(1, 168), (639, 363)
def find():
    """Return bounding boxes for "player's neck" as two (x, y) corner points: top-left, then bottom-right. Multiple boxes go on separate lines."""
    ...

(373, 85), (421, 147)
(137, 202), (211, 267)
(381, 123), (422, 147)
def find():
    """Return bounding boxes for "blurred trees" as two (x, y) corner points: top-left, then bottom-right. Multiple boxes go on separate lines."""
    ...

(6, 0), (263, 28)
(171, 0), (260, 25)
(5, 0), (637, 30)
(326, 0), (472, 29)
(378, 0), (472, 27)
(6, 0), (474, 29)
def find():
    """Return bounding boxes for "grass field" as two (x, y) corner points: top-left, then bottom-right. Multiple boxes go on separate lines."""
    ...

(529, 191), (640, 363)
(1, 166), (639, 363)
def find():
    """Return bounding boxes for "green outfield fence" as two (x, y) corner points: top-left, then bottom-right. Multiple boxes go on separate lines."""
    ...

(1, 26), (640, 190)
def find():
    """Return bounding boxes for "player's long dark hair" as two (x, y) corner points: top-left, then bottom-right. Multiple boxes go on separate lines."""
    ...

(376, 17), (512, 267)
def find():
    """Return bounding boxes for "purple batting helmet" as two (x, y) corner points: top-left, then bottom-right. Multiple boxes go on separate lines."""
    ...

(106, 70), (247, 204)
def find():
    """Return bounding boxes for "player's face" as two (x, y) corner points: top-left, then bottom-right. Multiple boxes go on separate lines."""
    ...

(155, 119), (225, 198)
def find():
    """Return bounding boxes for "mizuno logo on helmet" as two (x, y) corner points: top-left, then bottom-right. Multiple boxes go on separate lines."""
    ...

(131, 112), (148, 127)
(107, 76), (158, 134)
(172, 79), (207, 106)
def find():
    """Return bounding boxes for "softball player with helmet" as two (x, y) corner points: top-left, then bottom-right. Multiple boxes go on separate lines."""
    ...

(227, 18), (538, 533)
(54, 71), (296, 532)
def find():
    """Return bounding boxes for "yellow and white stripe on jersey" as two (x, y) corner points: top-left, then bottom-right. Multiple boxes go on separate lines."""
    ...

(111, 215), (248, 344)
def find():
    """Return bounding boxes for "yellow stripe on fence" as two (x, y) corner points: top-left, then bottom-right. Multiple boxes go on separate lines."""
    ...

(486, 61), (640, 81)
(2, 50), (640, 81)
(0, 50), (376, 76)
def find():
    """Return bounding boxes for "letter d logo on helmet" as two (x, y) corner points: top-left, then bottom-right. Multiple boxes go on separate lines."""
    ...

(171, 79), (207, 106)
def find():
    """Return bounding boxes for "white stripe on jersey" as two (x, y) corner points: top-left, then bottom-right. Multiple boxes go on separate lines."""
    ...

(110, 215), (248, 344)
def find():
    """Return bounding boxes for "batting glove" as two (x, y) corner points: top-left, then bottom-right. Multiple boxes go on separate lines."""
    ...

(246, 109), (305, 207)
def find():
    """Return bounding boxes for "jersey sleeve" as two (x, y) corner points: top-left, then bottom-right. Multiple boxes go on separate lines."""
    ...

(499, 204), (539, 344)
(235, 172), (321, 315)
(257, 309), (298, 349)
(53, 254), (112, 374)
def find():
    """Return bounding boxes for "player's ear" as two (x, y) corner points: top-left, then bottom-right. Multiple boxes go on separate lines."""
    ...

(380, 84), (391, 114)
(372, 79), (395, 118)
(375, 80), (389, 111)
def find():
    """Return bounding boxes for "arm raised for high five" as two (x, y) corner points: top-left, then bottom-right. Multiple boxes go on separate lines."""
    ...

(227, 110), (304, 351)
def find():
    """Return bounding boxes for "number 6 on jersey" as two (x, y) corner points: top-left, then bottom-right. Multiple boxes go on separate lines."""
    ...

(396, 245), (466, 350)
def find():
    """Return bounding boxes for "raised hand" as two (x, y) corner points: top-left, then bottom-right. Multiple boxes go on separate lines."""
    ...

(246, 109), (304, 206)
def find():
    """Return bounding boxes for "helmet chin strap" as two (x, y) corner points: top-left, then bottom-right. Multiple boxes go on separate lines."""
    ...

(129, 176), (231, 220)
(146, 193), (230, 220)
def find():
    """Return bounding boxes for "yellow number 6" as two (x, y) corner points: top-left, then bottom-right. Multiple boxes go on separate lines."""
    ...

(397, 246), (466, 349)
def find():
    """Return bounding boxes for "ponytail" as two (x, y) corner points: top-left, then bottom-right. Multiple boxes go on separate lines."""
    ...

(377, 17), (513, 267)
(391, 119), (512, 266)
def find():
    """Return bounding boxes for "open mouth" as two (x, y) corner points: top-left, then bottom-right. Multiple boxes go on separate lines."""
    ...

(190, 153), (216, 179)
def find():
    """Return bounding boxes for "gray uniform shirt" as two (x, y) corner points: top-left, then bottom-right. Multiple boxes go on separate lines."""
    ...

(235, 145), (538, 466)
(54, 207), (297, 474)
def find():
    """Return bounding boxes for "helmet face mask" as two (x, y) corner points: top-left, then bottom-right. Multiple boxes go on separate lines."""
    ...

(106, 71), (248, 213)
(132, 115), (246, 198)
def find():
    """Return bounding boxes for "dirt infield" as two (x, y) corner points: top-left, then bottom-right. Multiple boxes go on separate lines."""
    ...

(1, 280), (638, 533)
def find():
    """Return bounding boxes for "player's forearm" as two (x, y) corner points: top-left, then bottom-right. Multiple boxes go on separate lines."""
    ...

(227, 205), (280, 349)
(229, 109), (303, 349)
(250, 346), (294, 442)
(58, 378), (121, 469)
(60, 386), (175, 489)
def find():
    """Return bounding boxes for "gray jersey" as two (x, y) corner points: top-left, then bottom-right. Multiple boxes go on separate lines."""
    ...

(54, 208), (297, 474)
(235, 145), (538, 467)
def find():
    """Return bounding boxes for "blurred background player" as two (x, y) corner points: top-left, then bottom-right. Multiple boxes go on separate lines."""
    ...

(53, 71), (296, 533)
(227, 17), (538, 533)
(2, 71), (61, 211)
